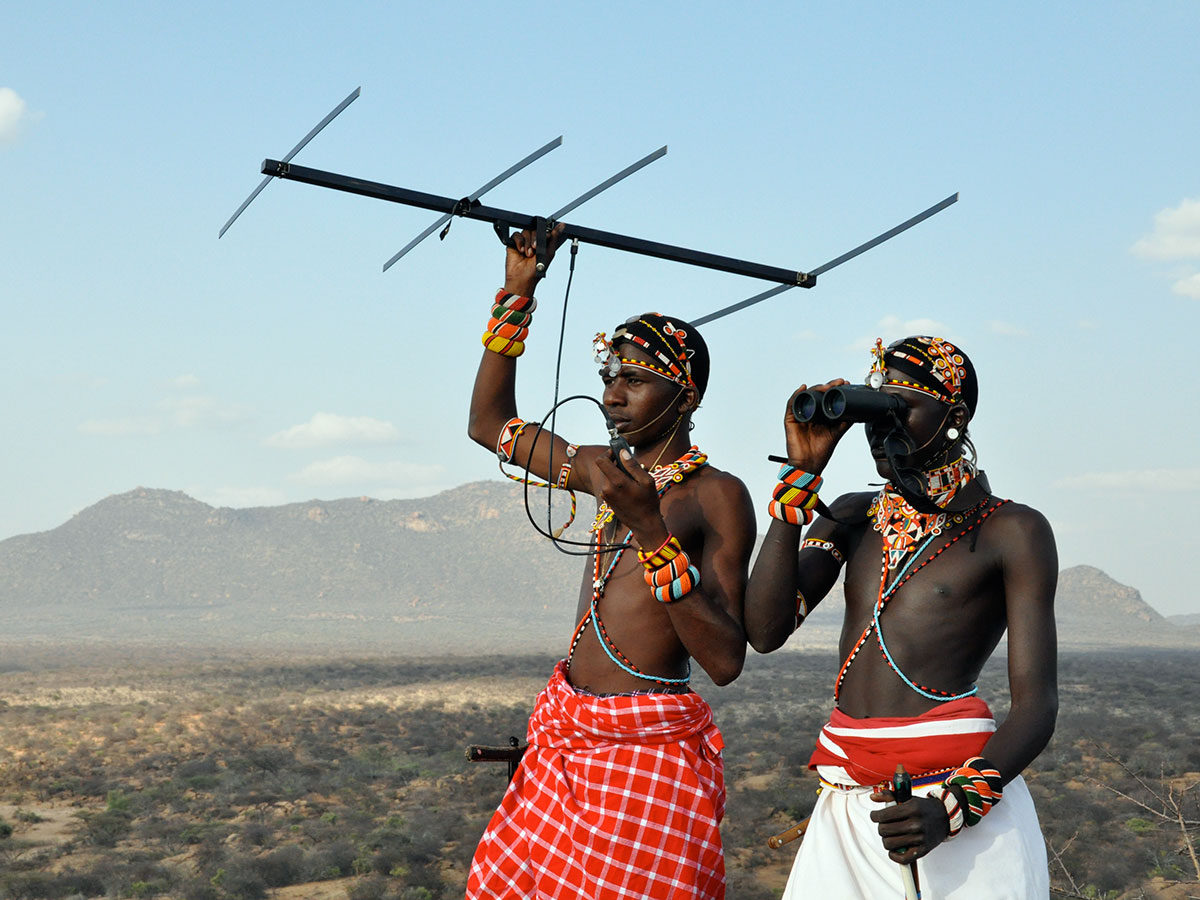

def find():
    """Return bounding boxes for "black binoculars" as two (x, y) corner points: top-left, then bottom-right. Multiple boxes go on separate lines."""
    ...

(792, 385), (907, 425)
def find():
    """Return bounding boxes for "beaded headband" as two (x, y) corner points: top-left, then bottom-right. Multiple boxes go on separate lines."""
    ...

(593, 313), (703, 392)
(868, 336), (969, 406)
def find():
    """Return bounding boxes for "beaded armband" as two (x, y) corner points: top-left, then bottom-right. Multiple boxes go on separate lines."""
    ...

(945, 757), (1003, 827)
(482, 288), (537, 357)
(495, 417), (531, 463)
(494, 418), (578, 536)
(638, 534), (700, 604)
(801, 537), (844, 564)
(556, 443), (578, 488)
(767, 465), (823, 526)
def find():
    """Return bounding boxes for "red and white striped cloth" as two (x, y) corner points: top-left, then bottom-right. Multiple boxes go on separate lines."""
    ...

(808, 696), (996, 786)
(783, 699), (1049, 898)
(467, 660), (726, 899)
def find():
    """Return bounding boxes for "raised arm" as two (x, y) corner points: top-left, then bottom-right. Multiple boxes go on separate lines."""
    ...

(466, 227), (602, 494)
(745, 382), (852, 653)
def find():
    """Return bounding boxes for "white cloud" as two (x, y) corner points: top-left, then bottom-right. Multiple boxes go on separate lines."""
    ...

(1171, 271), (1200, 300)
(79, 379), (251, 437)
(0, 87), (31, 144)
(266, 412), (400, 449)
(78, 417), (161, 436)
(1132, 198), (1200, 260)
(987, 320), (1028, 337)
(158, 392), (251, 428)
(1054, 468), (1200, 492)
(290, 455), (444, 488)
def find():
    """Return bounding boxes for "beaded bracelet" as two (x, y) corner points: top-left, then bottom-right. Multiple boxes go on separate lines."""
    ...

(639, 535), (700, 603)
(767, 464), (823, 526)
(482, 288), (537, 357)
(946, 757), (1003, 827)
(937, 786), (966, 838)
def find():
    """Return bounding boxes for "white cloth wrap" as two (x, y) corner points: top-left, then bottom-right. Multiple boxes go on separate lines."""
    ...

(781, 766), (1049, 899)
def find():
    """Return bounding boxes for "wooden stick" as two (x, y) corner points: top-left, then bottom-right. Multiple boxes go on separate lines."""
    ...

(893, 764), (922, 900)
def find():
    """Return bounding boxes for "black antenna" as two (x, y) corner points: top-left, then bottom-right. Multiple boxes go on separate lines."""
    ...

(227, 89), (960, 322)
(219, 86), (361, 239)
(692, 193), (959, 325)
(382, 135), (564, 271)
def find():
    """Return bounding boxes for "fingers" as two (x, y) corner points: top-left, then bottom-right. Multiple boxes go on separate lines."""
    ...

(594, 448), (651, 489)
(509, 224), (568, 260)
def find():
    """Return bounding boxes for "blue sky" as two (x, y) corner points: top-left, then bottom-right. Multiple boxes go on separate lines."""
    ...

(4, 2), (1199, 615)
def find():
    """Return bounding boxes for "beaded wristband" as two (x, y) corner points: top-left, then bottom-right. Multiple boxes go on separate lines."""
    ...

(767, 465), (823, 526)
(640, 536), (700, 603)
(946, 756), (1003, 827)
(938, 786), (965, 838)
(483, 289), (536, 357)
(638, 534), (683, 569)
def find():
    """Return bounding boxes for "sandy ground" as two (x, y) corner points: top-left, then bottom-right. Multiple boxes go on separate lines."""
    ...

(0, 801), (78, 847)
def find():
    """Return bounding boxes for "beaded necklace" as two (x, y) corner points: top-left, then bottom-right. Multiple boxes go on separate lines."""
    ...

(834, 495), (1008, 703)
(590, 443), (706, 532)
(567, 446), (708, 687)
(871, 458), (971, 570)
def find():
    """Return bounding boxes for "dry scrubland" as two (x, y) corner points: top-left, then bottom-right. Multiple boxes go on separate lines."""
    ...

(1, 646), (1198, 900)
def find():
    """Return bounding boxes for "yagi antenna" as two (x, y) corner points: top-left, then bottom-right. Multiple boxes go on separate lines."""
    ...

(228, 90), (959, 322)
(692, 192), (960, 326)
(382, 135), (564, 271)
(218, 86), (361, 239)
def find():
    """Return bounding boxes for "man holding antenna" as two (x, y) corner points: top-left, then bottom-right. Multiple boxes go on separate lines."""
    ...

(745, 336), (1057, 898)
(465, 229), (756, 899)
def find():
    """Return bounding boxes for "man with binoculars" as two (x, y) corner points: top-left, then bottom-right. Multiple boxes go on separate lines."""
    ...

(746, 335), (1058, 898)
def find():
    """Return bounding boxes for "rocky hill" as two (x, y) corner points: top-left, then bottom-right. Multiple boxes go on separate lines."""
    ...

(1, 485), (1195, 656)
(0, 484), (583, 655)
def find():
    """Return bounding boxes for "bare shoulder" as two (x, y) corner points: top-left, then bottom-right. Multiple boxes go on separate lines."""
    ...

(826, 490), (875, 519)
(985, 499), (1055, 545)
(980, 499), (1058, 585)
(692, 465), (754, 509)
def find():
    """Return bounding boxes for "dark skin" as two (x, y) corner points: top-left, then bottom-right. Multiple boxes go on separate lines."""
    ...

(467, 228), (755, 691)
(744, 369), (1058, 865)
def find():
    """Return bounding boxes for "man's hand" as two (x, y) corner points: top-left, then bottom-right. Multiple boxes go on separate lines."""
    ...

(504, 224), (567, 297)
(781, 379), (853, 472)
(592, 449), (668, 549)
(869, 786), (951, 862)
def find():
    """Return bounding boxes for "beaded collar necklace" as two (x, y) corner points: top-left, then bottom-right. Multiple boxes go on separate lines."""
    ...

(870, 457), (972, 570)
(590, 445), (708, 533)
(568, 445), (709, 687)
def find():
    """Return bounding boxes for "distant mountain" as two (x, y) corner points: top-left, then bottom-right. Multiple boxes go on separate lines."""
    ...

(1054, 565), (1198, 647)
(1, 486), (1195, 656)
(0, 484), (584, 655)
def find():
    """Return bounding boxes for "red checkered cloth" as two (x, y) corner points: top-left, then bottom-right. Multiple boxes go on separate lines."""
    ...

(467, 660), (727, 899)
(808, 696), (996, 786)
